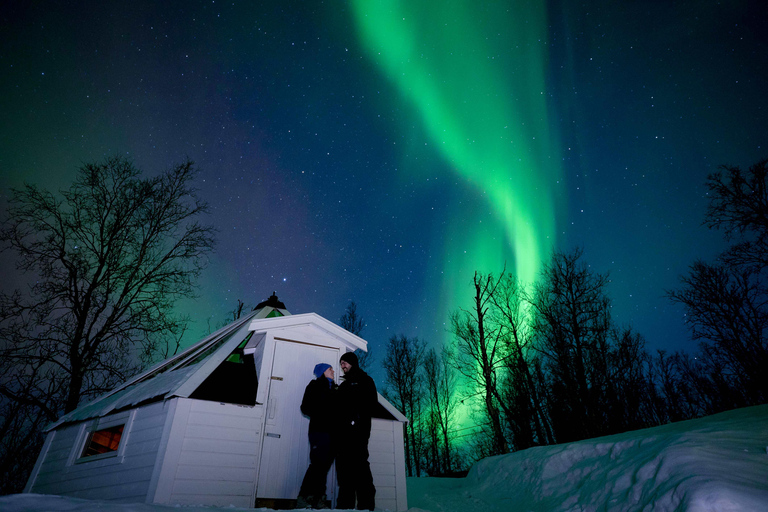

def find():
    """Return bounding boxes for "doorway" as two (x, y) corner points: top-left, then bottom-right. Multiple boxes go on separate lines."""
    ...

(256, 340), (338, 503)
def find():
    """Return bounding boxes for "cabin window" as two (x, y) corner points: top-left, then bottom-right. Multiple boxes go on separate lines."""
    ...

(81, 424), (124, 457)
(74, 411), (132, 464)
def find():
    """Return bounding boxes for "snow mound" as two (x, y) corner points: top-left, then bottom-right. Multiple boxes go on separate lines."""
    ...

(409, 405), (768, 511)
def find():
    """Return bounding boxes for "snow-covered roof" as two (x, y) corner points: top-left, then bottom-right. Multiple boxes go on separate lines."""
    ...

(48, 366), (199, 430)
(47, 304), (372, 430)
(46, 309), (263, 430)
(377, 392), (408, 423)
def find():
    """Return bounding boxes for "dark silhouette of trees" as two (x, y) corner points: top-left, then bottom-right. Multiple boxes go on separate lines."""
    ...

(669, 262), (768, 407)
(339, 301), (373, 370)
(443, 249), (667, 455)
(527, 249), (666, 442)
(0, 358), (52, 494)
(491, 274), (553, 449)
(669, 159), (768, 408)
(381, 334), (425, 476)
(450, 271), (509, 455)
(529, 248), (614, 442)
(423, 347), (457, 475)
(606, 326), (656, 432)
(340, 301), (365, 336)
(0, 156), (215, 493)
(705, 159), (768, 269)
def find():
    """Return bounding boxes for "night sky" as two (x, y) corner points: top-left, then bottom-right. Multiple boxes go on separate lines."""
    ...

(2, 1), (767, 378)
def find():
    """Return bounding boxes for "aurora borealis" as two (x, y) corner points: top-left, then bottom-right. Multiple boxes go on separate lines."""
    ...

(349, 1), (561, 318)
(2, 0), (767, 382)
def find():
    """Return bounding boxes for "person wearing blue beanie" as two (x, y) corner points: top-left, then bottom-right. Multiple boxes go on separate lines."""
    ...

(314, 363), (332, 381)
(297, 362), (338, 509)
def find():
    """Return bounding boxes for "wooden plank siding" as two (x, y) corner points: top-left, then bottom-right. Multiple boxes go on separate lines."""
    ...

(27, 401), (166, 503)
(156, 398), (263, 507)
(370, 418), (407, 511)
(391, 415), (408, 511)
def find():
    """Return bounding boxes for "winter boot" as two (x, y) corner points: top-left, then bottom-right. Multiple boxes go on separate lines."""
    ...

(296, 495), (314, 509)
(314, 494), (330, 509)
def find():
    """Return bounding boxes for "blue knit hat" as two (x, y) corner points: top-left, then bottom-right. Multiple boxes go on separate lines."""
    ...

(314, 363), (332, 379)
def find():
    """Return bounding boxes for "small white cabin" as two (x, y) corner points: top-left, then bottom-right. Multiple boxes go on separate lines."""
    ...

(24, 295), (408, 510)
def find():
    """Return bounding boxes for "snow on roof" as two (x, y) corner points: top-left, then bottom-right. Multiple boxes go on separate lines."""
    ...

(47, 366), (198, 430)
(46, 307), (374, 430)
(45, 310), (262, 431)
(377, 392), (408, 423)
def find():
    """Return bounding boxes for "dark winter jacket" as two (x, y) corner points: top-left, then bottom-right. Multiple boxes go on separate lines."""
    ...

(300, 376), (339, 434)
(338, 366), (378, 440)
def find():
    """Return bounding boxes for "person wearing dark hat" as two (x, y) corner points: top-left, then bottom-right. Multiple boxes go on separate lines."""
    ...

(297, 363), (338, 509)
(336, 351), (378, 511)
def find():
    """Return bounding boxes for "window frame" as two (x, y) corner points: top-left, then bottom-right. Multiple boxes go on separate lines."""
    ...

(71, 410), (135, 465)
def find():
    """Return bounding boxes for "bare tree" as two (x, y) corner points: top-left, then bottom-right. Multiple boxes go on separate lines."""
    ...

(668, 159), (768, 407)
(607, 326), (656, 432)
(491, 274), (553, 448)
(423, 347), (456, 475)
(381, 334), (425, 476)
(669, 261), (768, 406)
(656, 351), (706, 420)
(233, 299), (247, 321)
(0, 156), (215, 492)
(340, 301), (365, 335)
(530, 248), (612, 442)
(0, 355), (55, 494)
(705, 159), (768, 269)
(339, 301), (373, 370)
(450, 271), (509, 455)
(1, 156), (215, 412)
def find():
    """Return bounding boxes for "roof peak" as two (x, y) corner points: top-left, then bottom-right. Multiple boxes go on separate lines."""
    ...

(254, 292), (286, 311)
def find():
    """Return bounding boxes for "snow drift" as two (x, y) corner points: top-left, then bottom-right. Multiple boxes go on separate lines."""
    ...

(407, 404), (768, 511)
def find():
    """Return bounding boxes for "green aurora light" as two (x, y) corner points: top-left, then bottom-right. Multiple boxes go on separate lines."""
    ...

(349, 1), (562, 296)
(349, 1), (564, 431)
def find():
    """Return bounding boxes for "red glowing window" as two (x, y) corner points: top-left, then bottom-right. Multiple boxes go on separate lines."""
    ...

(80, 424), (125, 458)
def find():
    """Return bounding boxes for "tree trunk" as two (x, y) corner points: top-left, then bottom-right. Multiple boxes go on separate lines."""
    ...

(65, 369), (84, 413)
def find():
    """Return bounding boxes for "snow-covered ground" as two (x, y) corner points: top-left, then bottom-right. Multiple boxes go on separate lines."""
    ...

(3, 405), (767, 511)
(408, 405), (768, 512)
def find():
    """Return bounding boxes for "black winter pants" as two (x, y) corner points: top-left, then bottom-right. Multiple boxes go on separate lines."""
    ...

(335, 433), (375, 510)
(299, 432), (335, 499)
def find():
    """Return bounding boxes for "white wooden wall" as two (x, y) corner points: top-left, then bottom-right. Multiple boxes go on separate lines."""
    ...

(150, 398), (263, 507)
(25, 401), (167, 502)
(370, 418), (408, 511)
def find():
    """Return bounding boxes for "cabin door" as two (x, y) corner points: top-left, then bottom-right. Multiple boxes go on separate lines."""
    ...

(256, 339), (338, 501)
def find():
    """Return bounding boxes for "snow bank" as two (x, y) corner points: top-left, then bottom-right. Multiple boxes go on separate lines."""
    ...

(408, 405), (768, 512)
(3, 405), (768, 511)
